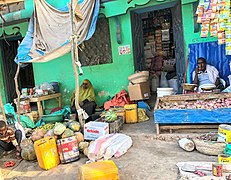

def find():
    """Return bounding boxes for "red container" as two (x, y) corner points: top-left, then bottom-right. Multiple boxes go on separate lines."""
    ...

(57, 136), (80, 164)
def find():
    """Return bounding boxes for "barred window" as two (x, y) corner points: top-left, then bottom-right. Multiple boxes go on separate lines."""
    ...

(79, 17), (112, 66)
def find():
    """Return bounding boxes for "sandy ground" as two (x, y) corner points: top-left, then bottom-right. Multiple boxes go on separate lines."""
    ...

(0, 120), (217, 180)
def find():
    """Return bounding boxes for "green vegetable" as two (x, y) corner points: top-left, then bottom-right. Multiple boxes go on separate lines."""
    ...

(36, 123), (54, 131)
(105, 110), (117, 122)
(69, 121), (80, 132)
(61, 128), (74, 139)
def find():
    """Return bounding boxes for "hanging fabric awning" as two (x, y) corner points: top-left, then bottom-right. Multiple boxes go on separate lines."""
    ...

(14, 0), (100, 63)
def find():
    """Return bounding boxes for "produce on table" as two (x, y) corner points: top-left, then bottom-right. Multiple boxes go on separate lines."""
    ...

(31, 129), (46, 141)
(157, 98), (231, 110)
(61, 128), (74, 139)
(20, 139), (36, 161)
(68, 121), (80, 132)
(36, 123), (54, 131)
(79, 142), (89, 152)
(105, 110), (117, 122)
(75, 132), (84, 143)
(54, 122), (66, 135)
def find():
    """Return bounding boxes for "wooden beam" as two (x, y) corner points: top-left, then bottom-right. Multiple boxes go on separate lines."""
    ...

(0, 94), (7, 124)
(0, 0), (24, 5)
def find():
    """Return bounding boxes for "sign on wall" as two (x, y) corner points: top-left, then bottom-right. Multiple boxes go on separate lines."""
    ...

(118, 45), (131, 55)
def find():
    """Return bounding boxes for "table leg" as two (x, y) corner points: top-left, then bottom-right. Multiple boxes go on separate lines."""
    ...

(156, 124), (160, 135)
(37, 102), (43, 119)
(58, 97), (62, 107)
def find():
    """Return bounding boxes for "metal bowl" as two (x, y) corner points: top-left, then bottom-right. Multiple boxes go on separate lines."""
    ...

(200, 84), (216, 91)
(182, 83), (198, 91)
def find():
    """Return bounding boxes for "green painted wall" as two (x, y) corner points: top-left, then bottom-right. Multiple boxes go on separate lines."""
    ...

(33, 14), (134, 107)
(33, 0), (178, 107)
(0, 0), (180, 107)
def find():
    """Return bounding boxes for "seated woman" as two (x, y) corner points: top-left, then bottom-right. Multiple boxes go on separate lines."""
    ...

(71, 79), (97, 117)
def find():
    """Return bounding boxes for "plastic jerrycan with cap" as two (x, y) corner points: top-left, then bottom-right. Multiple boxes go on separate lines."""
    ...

(124, 104), (138, 123)
(34, 137), (60, 170)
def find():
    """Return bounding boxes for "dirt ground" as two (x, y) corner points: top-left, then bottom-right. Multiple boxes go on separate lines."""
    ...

(0, 120), (217, 180)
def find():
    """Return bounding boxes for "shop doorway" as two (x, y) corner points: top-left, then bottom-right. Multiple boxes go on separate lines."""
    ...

(0, 37), (35, 104)
(131, 1), (185, 99)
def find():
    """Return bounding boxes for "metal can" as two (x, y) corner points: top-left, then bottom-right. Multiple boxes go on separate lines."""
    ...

(212, 163), (223, 177)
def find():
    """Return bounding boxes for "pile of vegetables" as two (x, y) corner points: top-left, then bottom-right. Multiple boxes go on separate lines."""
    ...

(105, 110), (117, 122)
(36, 123), (55, 131)
(157, 98), (231, 110)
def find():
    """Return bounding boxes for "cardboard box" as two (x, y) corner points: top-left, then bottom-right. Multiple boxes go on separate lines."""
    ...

(128, 82), (150, 101)
(84, 122), (109, 140)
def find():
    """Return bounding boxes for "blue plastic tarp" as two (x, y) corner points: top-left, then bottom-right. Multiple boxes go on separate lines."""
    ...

(15, 0), (100, 63)
(188, 41), (231, 85)
(154, 108), (231, 124)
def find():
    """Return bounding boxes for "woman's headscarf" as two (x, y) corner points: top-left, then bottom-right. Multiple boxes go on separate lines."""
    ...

(71, 79), (96, 106)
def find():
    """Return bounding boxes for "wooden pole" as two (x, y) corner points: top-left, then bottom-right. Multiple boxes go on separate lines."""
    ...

(70, 0), (84, 130)
(14, 63), (21, 123)
(0, 94), (7, 124)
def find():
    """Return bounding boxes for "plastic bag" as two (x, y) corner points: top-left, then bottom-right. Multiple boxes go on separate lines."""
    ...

(4, 103), (16, 115)
(138, 108), (149, 122)
(168, 79), (178, 94)
(88, 133), (132, 162)
(160, 71), (168, 87)
(20, 115), (36, 129)
(15, 121), (26, 141)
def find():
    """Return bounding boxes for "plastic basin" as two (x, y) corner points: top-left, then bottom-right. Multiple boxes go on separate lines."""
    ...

(42, 114), (63, 124)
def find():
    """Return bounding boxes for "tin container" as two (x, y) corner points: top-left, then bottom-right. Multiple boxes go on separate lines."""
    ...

(218, 154), (231, 164)
(57, 136), (80, 164)
(212, 163), (223, 177)
(218, 124), (231, 142)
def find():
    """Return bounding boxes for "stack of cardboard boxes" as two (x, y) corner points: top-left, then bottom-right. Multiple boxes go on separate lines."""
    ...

(127, 71), (151, 101)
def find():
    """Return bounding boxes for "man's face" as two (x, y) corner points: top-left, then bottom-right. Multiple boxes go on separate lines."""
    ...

(0, 126), (7, 136)
(197, 59), (206, 72)
(82, 82), (89, 90)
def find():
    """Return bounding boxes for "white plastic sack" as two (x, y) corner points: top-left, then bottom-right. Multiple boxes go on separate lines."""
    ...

(168, 79), (178, 94)
(160, 72), (168, 88)
(15, 121), (26, 141)
(88, 133), (132, 162)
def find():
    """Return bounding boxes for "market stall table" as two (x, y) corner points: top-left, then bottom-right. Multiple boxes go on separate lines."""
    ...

(154, 92), (231, 135)
(15, 93), (62, 118)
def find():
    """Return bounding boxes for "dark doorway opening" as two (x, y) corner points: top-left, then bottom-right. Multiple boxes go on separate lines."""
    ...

(130, 1), (185, 99)
(0, 37), (35, 104)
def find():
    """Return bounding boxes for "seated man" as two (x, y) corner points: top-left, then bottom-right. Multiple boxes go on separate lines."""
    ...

(71, 79), (97, 117)
(193, 57), (223, 91)
(0, 121), (22, 159)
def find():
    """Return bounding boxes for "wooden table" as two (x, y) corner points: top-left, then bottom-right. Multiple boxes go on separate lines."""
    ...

(29, 93), (62, 118)
(15, 93), (62, 119)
